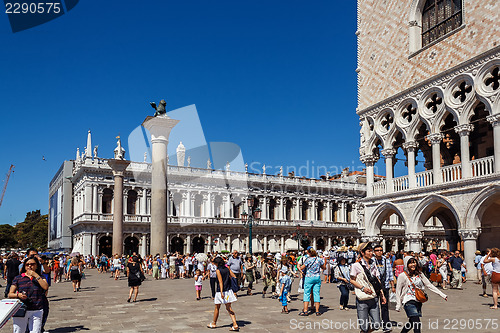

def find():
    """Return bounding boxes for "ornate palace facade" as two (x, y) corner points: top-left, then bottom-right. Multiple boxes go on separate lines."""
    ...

(357, 0), (500, 280)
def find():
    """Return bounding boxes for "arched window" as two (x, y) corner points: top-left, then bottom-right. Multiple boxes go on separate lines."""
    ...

(422, 0), (462, 47)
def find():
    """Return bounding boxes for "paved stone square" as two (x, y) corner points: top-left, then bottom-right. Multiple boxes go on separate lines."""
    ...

(1, 270), (499, 333)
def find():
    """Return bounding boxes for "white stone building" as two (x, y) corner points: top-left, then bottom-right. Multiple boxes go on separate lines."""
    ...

(48, 131), (368, 257)
(357, 0), (500, 280)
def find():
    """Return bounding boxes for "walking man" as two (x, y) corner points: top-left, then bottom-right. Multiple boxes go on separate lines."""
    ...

(448, 250), (463, 289)
(227, 251), (243, 292)
(373, 244), (395, 332)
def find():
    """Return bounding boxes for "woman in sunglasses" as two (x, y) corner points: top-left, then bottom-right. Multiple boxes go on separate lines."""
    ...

(8, 256), (49, 333)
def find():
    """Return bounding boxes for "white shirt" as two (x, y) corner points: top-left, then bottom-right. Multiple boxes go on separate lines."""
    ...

(480, 256), (493, 275)
(113, 259), (121, 267)
(402, 274), (425, 305)
(492, 257), (500, 274)
(195, 275), (203, 286)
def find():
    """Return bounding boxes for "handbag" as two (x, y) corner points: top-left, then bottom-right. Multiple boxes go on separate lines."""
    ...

(338, 266), (354, 291)
(230, 277), (239, 293)
(492, 271), (500, 285)
(13, 303), (27, 318)
(405, 272), (428, 303)
(255, 270), (262, 280)
(354, 267), (376, 301)
(430, 272), (442, 283)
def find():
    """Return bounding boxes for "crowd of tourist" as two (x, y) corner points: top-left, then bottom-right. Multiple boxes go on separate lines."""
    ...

(1, 243), (499, 333)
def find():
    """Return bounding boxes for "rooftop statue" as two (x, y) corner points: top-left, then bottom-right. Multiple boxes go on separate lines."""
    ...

(150, 99), (167, 117)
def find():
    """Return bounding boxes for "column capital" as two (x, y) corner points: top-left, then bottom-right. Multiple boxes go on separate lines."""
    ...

(487, 114), (500, 127)
(406, 232), (423, 241)
(454, 124), (474, 136)
(381, 148), (397, 158)
(107, 159), (131, 177)
(402, 141), (418, 151)
(459, 229), (481, 240)
(360, 154), (378, 165)
(426, 133), (444, 145)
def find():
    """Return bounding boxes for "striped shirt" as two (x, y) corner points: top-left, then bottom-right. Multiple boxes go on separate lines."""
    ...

(12, 274), (45, 310)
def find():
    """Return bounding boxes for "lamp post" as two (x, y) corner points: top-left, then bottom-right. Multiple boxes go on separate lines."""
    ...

(292, 225), (308, 253)
(241, 196), (262, 255)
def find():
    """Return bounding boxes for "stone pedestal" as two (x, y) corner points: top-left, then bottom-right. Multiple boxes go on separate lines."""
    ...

(143, 115), (180, 256)
(108, 159), (130, 256)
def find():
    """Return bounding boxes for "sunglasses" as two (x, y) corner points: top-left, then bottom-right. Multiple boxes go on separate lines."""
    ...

(25, 263), (37, 266)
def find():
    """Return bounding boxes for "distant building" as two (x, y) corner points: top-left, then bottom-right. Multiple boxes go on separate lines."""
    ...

(49, 131), (368, 256)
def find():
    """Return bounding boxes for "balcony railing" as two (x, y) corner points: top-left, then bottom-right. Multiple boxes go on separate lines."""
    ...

(371, 156), (495, 196)
(72, 213), (358, 228)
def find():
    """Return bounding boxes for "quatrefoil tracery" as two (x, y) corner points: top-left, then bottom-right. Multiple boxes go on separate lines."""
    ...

(381, 113), (393, 131)
(426, 93), (442, 113)
(452, 81), (472, 103)
(402, 104), (417, 123)
(485, 67), (500, 91)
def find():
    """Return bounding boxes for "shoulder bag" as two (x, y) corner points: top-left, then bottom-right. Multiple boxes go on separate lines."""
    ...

(354, 264), (376, 301)
(338, 266), (354, 291)
(405, 272), (428, 303)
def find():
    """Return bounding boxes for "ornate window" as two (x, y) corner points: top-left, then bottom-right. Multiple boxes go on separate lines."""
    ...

(422, 0), (462, 47)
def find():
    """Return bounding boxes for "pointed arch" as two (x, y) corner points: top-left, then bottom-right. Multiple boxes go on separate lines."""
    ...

(410, 194), (461, 233)
(464, 185), (500, 230)
(367, 201), (406, 235)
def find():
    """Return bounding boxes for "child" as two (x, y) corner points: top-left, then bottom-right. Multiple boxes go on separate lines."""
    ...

(278, 266), (292, 314)
(194, 269), (204, 300)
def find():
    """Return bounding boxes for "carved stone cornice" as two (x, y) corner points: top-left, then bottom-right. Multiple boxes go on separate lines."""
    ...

(381, 149), (397, 158)
(454, 124), (474, 136)
(486, 114), (500, 127)
(402, 141), (418, 151)
(459, 229), (481, 241)
(360, 154), (378, 165)
(406, 232), (423, 241)
(426, 133), (444, 145)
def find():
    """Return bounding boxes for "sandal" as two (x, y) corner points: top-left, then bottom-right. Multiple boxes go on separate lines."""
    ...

(229, 326), (239, 331)
(298, 311), (309, 316)
(316, 312), (322, 316)
(207, 322), (216, 329)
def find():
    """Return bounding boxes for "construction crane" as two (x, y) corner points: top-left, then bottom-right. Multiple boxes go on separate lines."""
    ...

(0, 164), (14, 208)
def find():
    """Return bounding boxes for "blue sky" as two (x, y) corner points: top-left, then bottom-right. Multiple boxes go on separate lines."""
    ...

(0, 0), (366, 225)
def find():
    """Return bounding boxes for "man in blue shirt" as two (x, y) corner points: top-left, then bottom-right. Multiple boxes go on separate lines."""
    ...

(374, 244), (395, 333)
(448, 250), (464, 289)
(227, 251), (243, 291)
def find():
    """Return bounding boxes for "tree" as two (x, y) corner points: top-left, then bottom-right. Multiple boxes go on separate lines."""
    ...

(0, 224), (17, 248)
(15, 210), (48, 250)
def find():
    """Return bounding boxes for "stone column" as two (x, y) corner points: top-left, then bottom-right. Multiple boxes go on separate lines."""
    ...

(108, 159), (130, 256)
(459, 229), (480, 281)
(406, 232), (422, 253)
(141, 189), (147, 215)
(82, 233), (91, 256)
(84, 184), (92, 213)
(93, 185), (98, 214)
(455, 124), (474, 178)
(382, 148), (396, 193)
(207, 234), (212, 253)
(186, 234), (191, 254)
(338, 201), (345, 222)
(280, 236), (285, 253)
(295, 200), (300, 220)
(326, 201), (331, 222)
(279, 198), (284, 220)
(226, 235), (231, 252)
(263, 235), (268, 253)
(91, 234), (97, 256)
(261, 197), (267, 219)
(426, 133), (443, 184)
(487, 114), (500, 173)
(312, 237), (317, 249)
(311, 200), (316, 221)
(361, 155), (377, 197)
(141, 234), (147, 257)
(327, 237), (332, 250)
(403, 141), (418, 188)
(142, 114), (180, 256)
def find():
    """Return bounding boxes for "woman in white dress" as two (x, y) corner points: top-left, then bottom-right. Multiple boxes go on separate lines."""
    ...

(436, 253), (448, 290)
(483, 248), (500, 309)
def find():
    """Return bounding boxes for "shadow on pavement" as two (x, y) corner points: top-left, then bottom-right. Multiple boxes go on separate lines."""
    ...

(136, 297), (158, 302)
(49, 325), (90, 332)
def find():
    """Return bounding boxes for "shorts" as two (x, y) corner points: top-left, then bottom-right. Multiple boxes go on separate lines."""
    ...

(195, 285), (202, 291)
(169, 267), (175, 274)
(403, 300), (422, 317)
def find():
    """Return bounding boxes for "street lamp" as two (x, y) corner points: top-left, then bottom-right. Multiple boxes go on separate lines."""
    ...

(242, 196), (262, 254)
(292, 224), (308, 252)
